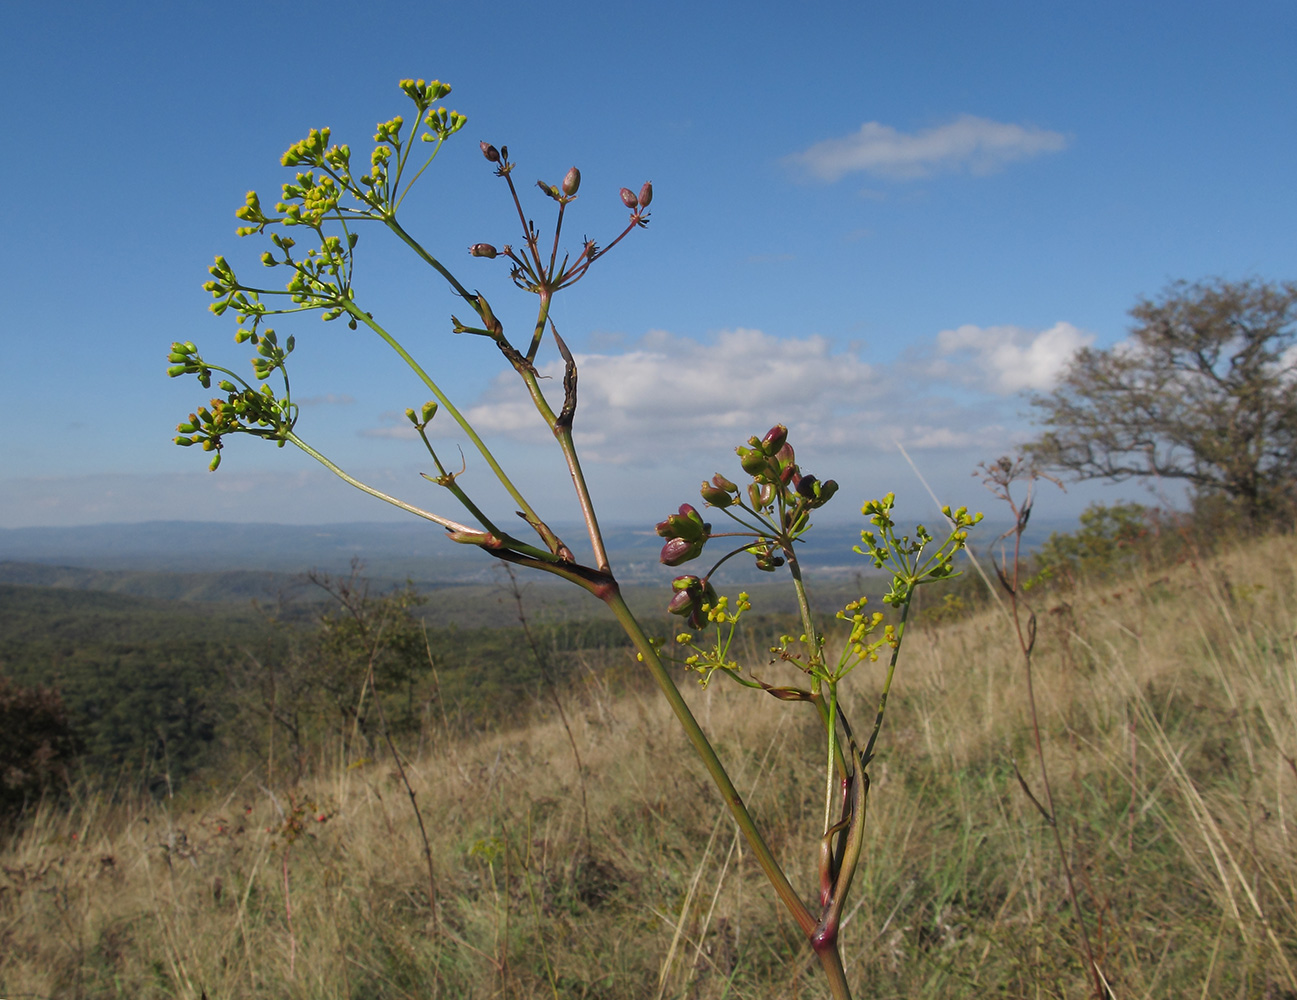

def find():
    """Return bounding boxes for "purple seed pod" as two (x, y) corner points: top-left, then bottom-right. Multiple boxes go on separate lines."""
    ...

(620, 187), (639, 209)
(660, 536), (704, 566)
(638, 181), (653, 208)
(667, 586), (696, 617)
(796, 473), (819, 499)
(480, 142), (500, 163)
(562, 166), (581, 196)
(469, 243), (498, 258)
(761, 425), (788, 455)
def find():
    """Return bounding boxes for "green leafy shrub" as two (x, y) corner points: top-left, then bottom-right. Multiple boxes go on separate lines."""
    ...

(0, 678), (81, 822)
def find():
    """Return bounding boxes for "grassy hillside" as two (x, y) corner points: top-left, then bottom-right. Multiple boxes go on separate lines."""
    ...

(2, 532), (1296, 998)
(0, 567), (880, 792)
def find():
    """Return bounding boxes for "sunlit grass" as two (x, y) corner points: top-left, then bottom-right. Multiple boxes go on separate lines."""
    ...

(3, 532), (1296, 998)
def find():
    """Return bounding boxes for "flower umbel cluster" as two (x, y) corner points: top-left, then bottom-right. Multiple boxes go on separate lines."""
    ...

(673, 592), (754, 688)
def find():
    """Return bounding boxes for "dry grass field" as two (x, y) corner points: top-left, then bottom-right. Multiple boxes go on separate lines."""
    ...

(3, 532), (1296, 998)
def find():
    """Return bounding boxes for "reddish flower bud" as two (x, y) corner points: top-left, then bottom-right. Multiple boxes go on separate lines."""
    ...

(655, 503), (709, 542)
(667, 585), (697, 617)
(563, 166), (581, 196)
(480, 142), (500, 163)
(620, 187), (639, 209)
(711, 473), (738, 492)
(667, 576), (719, 628)
(469, 243), (498, 258)
(761, 425), (788, 455)
(660, 536), (704, 566)
(656, 503), (711, 564)
(638, 181), (653, 208)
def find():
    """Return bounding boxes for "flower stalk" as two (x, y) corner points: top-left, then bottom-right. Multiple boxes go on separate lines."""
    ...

(168, 76), (982, 1000)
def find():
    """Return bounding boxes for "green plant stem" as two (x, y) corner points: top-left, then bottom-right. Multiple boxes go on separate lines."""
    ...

(860, 600), (912, 768)
(785, 552), (819, 649)
(383, 217), (476, 304)
(285, 433), (471, 531)
(810, 695), (850, 786)
(603, 589), (809, 927)
(823, 683), (839, 836)
(601, 589), (855, 1000)
(342, 303), (550, 533)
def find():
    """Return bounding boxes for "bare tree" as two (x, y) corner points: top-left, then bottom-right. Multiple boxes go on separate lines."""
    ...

(1028, 278), (1297, 524)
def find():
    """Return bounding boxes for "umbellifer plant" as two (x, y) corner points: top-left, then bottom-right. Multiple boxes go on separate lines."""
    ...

(167, 76), (980, 999)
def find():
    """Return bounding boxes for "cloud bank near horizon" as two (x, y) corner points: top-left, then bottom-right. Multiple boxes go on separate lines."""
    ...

(365, 321), (1092, 461)
(1, 321), (1103, 528)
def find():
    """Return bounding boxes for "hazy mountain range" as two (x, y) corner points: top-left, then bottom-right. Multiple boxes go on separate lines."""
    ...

(0, 516), (1069, 602)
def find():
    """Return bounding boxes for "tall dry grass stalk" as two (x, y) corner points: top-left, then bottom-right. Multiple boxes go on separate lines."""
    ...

(4, 532), (1297, 998)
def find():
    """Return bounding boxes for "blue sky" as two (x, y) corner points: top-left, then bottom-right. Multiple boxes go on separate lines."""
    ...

(2, 1), (1294, 539)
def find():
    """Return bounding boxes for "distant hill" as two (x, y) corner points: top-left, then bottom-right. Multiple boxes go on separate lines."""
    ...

(0, 561), (314, 603)
(0, 516), (1065, 584)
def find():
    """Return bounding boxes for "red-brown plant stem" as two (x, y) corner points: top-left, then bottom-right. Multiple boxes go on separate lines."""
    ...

(1002, 497), (1108, 1000)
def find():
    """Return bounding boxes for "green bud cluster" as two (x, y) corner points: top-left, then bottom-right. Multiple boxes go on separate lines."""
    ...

(166, 341), (213, 387)
(172, 377), (296, 471)
(422, 106), (467, 142)
(834, 597), (893, 664)
(404, 400), (439, 429)
(854, 493), (983, 606)
(399, 78), (452, 111)
(234, 190), (271, 237)
(173, 74), (475, 483)
(673, 592), (755, 689)
(241, 328), (294, 381)
(281, 127), (333, 168)
(278, 171), (342, 228)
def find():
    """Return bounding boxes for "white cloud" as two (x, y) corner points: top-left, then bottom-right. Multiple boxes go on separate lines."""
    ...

(431, 328), (878, 462)
(383, 325), (1060, 466)
(787, 115), (1068, 182)
(920, 322), (1094, 394)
